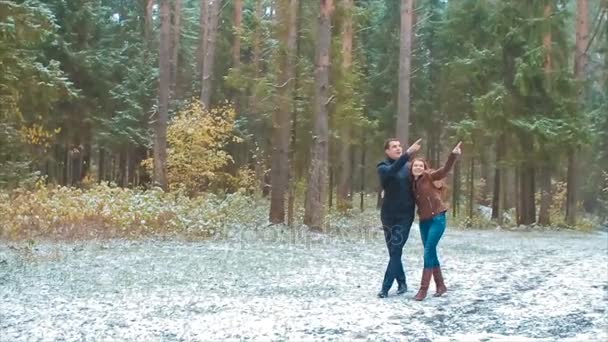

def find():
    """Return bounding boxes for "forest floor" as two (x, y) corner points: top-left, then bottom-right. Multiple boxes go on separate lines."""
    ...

(1, 226), (607, 341)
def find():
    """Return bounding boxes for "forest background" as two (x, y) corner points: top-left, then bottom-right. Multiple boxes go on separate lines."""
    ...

(1, 0), (607, 239)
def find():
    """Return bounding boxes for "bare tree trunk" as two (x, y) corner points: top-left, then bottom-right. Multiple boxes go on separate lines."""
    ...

(118, 148), (127, 187)
(501, 168), (509, 221)
(145, 0), (155, 42)
(82, 130), (91, 182)
(304, 0), (333, 231)
(539, 2), (553, 227)
(233, 0), (242, 67)
(98, 147), (105, 183)
(110, 155), (116, 184)
(124, 148), (130, 187)
(515, 168), (521, 223)
(349, 142), (356, 197)
(200, 0), (222, 108)
(69, 141), (81, 187)
(329, 164), (334, 209)
(396, 0), (414, 145)
(251, 0), (263, 115)
(518, 162), (536, 225)
(491, 135), (505, 222)
(491, 162), (502, 223)
(452, 160), (460, 217)
(249, 0), (264, 192)
(337, 0), (354, 212)
(360, 140), (367, 212)
(567, 0), (589, 226)
(170, 0), (182, 93)
(154, 0), (170, 190)
(269, 0), (297, 224)
(468, 156), (475, 221)
(543, 1), (552, 78)
(66, 145), (72, 186)
(480, 146), (491, 204)
(538, 165), (552, 226)
(287, 0), (300, 227)
(128, 146), (138, 186)
(197, 0), (208, 75)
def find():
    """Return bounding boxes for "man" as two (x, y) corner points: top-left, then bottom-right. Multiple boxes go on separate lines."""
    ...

(376, 138), (421, 298)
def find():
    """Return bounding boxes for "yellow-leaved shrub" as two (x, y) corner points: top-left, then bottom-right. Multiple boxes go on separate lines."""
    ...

(0, 182), (267, 240)
(143, 100), (255, 194)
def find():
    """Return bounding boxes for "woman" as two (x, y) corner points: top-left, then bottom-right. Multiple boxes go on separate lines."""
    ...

(410, 141), (462, 301)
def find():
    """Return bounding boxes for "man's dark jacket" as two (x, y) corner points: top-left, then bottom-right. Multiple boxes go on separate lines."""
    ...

(377, 152), (415, 221)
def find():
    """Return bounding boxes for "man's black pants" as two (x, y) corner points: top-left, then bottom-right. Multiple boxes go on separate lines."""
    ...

(381, 216), (414, 293)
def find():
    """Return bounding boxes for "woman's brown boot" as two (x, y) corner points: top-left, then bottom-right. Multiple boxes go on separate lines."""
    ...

(433, 266), (447, 297)
(414, 269), (433, 301)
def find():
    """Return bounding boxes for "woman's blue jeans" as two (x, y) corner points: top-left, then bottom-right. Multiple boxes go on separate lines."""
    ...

(419, 211), (446, 269)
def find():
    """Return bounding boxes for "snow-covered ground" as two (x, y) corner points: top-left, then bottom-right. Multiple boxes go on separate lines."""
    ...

(1, 226), (607, 341)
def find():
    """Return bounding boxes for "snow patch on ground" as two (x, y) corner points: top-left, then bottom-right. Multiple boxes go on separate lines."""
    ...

(1, 228), (606, 341)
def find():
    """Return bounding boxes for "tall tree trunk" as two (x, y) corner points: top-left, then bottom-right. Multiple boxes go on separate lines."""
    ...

(250, 0), (264, 192)
(396, 0), (414, 144)
(360, 137), (366, 212)
(118, 148), (127, 187)
(171, 0), (182, 93)
(287, 0), (300, 227)
(538, 2), (553, 227)
(538, 164), (552, 226)
(251, 0), (263, 115)
(67, 148), (73, 186)
(515, 168), (521, 223)
(304, 0), (333, 231)
(329, 164), (334, 208)
(70, 142), (81, 187)
(62, 140), (69, 186)
(145, 0), (154, 42)
(82, 129), (91, 182)
(233, 0), (242, 67)
(433, 131), (441, 167)
(480, 146), (491, 205)
(517, 129), (537, 226)
(200, 0), (222, 108)
(566, 151), (577, 225)
(426, 129), (440, 167)
(543, 1), (552, 78)
(54, 143), (61, 184)
(128, 146), (137, 186)
(518, 162), (536, 225)
(452, 160), (460, 217)
(269, 0), (297, 224)
(197, 0), (208, 75)
(467, 156), (475, 221)
(110, 155), (116, 184)
(98, 147), (105, 183)
(491, 135), (505, 223)
(337, 0), (354, 212)
(567, 0), (589, 226)
(154, 0), (170, 190)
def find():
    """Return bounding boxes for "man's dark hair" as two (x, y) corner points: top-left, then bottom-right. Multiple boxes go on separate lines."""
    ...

(384, 138), (400, 150)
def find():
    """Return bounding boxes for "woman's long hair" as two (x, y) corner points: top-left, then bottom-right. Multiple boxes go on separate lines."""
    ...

(410, 157), (448, 198)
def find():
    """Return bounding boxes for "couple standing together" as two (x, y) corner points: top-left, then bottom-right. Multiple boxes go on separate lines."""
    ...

(377, 138), (462, 300)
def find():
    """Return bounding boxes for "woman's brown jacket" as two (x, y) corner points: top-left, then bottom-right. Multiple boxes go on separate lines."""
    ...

(412, 153), (458, 221)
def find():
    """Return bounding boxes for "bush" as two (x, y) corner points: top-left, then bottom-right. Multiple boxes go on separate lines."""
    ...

(0, 183), (268, 240)
(142, 100), (256, 194)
